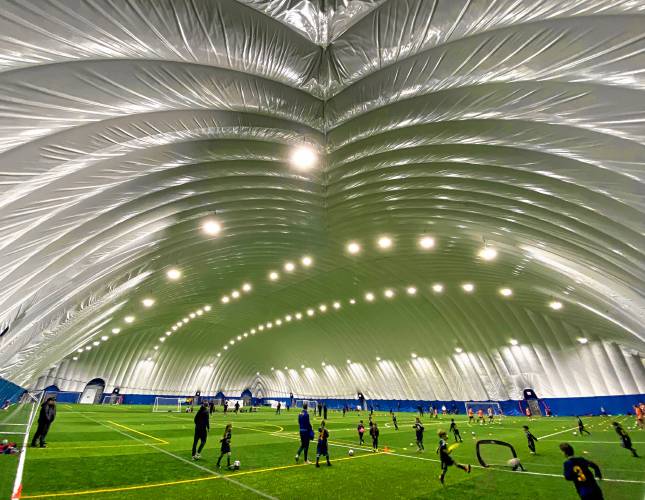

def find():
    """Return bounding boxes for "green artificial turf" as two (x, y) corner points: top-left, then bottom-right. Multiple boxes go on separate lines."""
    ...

(6, 405), (643, 499)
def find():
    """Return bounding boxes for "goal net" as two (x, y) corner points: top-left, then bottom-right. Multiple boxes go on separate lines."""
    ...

(152, 397), (182, 412)
(465, 401), (504, 422)
(101, 394), (121, 405)
(295, 399), (318, 411)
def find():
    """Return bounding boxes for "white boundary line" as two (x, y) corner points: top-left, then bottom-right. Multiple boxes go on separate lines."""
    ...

(12, 391), (43, 499)
(72, 410), (277, 500)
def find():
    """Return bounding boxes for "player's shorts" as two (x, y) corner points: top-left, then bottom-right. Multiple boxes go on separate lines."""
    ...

(441, 455), (454, 468)
(317, 441), (328, 455)
(220, 442), (231, 453)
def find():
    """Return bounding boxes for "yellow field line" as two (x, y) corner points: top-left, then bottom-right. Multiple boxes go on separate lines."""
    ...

(38, 442), (168, 451)
(106, 420), (168, 445)
(21, 451), (382, 498)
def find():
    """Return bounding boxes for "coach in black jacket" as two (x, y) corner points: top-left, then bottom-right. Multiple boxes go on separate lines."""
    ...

(191, 402), (210, 459)
(31, 398), (56, 448)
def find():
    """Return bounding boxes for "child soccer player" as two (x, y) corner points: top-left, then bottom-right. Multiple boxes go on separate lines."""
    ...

(560, 442), (604, 499)
(634, 404), (644, 430)
(437, 430), (470, 484)
(576, 416), (591, 436)
(370, 421), (379, 452)
(487, 407), (494, 424)
(216, 423), (232, 469)
(315, 420), (332, 467)
(612, 422), (638, 457)
(477, 408), (484, 425)
(413, 417), (425, 452)
(467, 407), (474, 425)
(449, 419), (462, 442)
(523, 425), (538, 454)
(392, 413), (399, 430)
(357, 420), (365, 445)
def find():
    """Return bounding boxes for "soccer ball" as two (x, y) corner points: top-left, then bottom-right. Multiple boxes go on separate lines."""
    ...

(573, 431), (577, 435)
(233, 460), (240, 470)
(348, 449), (354, 456)
(471, 431), (476, 435)
(507, 458), (521, 470)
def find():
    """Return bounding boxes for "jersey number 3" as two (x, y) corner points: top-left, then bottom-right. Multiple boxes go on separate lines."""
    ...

(573, 466), (587, 482)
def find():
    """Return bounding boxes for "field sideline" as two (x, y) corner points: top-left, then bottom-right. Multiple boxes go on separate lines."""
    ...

(6, 405), (644, 499)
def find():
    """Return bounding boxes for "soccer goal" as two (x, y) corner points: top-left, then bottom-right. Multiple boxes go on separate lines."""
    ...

(465, 401), (504, 422)
(295, 399), (318, 410)
(152, 397), (182, 412)
(101, 394), (121, 405)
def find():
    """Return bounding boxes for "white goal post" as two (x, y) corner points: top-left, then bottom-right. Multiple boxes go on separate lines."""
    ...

(152, 397), (183, 412)
(101, 394), (122, 405)
(295, 399), (318, 410)
(464, 401), (504, 421)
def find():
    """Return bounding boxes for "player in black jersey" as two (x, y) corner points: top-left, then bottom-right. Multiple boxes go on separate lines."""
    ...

(392, 413), (399, 430)
(449, 419), (462, 442)
(523, 425), (538, 454)
(612, 421), (638, 457)
(560, 443), (603, 499)
(576, 416), (591, 436)
(437, 430), (470, 484)
(216, 424), (232, 469)
(413, 417), (425, 451)
(315, 420), (332, 467)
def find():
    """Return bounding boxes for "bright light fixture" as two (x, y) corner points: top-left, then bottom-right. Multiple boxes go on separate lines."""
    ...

(217, 353), (221, 357)
(93, 341), (100, 346)
(290, 144), (317, 170)
(577, 337), (588, 344)
(549, 301), (563, 310)
(204, 305), (212, 312)
(221, 296), (230, 304)
(301, 256), (313, 267)
(376, 356), (381, 362)
(478, 246), (498, 261)
(295, 312), (303, 320)
(259, 325), (265, 331)
(171, 325), (178, 331)
(266, 322), (273, 328)
(307, 308), (315, 316)
(159, 337), (165, 342)
(384, 289), (395, 298)
(285, 315), (292, 322)
(236, 335), (242, 341)
(365, 292), (375, 302)
(182, 317), (189, 323)
(165, 331), (171, 336)
(85, 346), (92, 351)
(322, 361), (326, 366)
(349, 298), (356, 305)
(243, 332), (248, 337)
(346, 359), (351, 364)
(77, 348), (83, 353)
(153, 345), (159, 351)
(319, 304), (327, 312)
(223, 345), (228, 350)
(462, 283), (475, 293)
(455, 347), (463, 353)
(142, 298), (155, 308)
(101, 335), (108, 341)
(202, 219), (221, 236)
(499, 288), (513, 297)
(284, 261), (295, 272)
(72, 356), (78, 361)
(242, 283), (252, 292)
(231, 290), (240, 299)
(419, 236), (435, 249)
(251, 329), (256, 334)
(189, 313), (196, 319)
(167, 268), (181, 280)
(432, 283), (444, 293)
(229, 340), (235, 345)
(275, 319), (282, 325)
(269, 271), (279, 281)
(300, 364), (305, 369)
(406, 286), (417, 295)
(333, 301), (341, 309)
(347, 241), (361, 254)
(411, 353), (417, 358)
(124, 315), (135, 323)
(377, 236), (393, 249)
(112, 328), (121, 334)
(510, 339), (519, 346)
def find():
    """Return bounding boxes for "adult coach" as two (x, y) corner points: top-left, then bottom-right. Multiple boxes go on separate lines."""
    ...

(295, 402), (313, 464)
(192, 401), (209, 460)
(31, 397), (56, 448)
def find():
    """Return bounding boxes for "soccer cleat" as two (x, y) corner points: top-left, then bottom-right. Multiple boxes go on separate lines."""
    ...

(439, 475), (444, 485)
(304, 460), (313, 464)
(315, 462), (320, 468)
(295, 454), (299, 463)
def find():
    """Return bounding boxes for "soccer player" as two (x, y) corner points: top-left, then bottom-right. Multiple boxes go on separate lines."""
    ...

(315, 420), (332, 467)
(192, 402), (209, 460)
(487, 407), (494, 424)
(223, 400), (228, 414)
(31, 397), (56, 448)
(392, 413), (399, 430)
(449, 419), (462, 442)
(433, 407), (439, 419)
(413, 417), (425, 451)
(560, 442), (604, 499)
(441, 405), (447, 415)
(437, 430), (471, 484)
(216, 424), (232, 469)
(370, 421), (379, 452)
(276, 401), (281, 415)
(323, 403), (328, 420)
(523, 425), (538, 454)
(576, 416), (591, 436)
(634, 404), (643, 430)
(357, 420), (366, 445)
(467, 407), (474, 425)
(234, 401), (240, 414)
(525, 407), (532, 418)
(477, 408), (484, 425)
(295, 403), (313, 464)
(612, 422), (638, 457)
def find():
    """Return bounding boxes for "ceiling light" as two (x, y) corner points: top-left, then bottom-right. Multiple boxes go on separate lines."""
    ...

(347, 241), (361, 254)
(243, 332), (248, 337)
(236, 335), (242, 341)
(300, 364), (305, 369)
(204, 305), (211, 312)
(510, 339), (519, 346)
(101, 335), (108, 341)
(411, 353), (417, 358)
(231, 290), (240, 299)
(419, 236), (435, 249)
(577, 337), (588, 344)
(202, 218), (222, 236)
(347, 359), (351, 364)
(322, 362), (326, 366)
(142, 298), (155, 308)
(284, 261), (296, 272)
(153, 345), (159, 350)
(112, 328), (121, 334)
(365, 292), (375, 302)
(221, 296), (230, 304)
(165, 331), (171, 336)
(307, 309), (315, 316)
(159, 337), (165, 342)
(549, 301), (563, 310)
(290, 144), (317, 170)
(500, 288), (513, 297)
(319, 304), (327, 312)
(275, 319), (282, 325)
(242, 283), (252, 292)
(189, 313), (196, 319)
(376, 356), (381, 361)
(301, 256), (313, 267)
(285, 315), (292, 322)
(171, 325), (178, 331)
(77, 348), (83, 353)
(384, 289), (395, 298)
(182, 317), (189, 323)
(406, 286), (417, 295)
(124, 315), (135, 323)
(462, 283), (475, 293)
(251, 329), (256, 334)
(196, 310), (204, 316)
(455, 347), (463, 353)
(269, 271), (279, 281)
(349, 298), (356, 305)
(432, 283), (444, 293)
(266, 322), (273, 328)
(167, 268), (181, 280)
(217, 353), (221, 357)
(72, 356), (78, 361)
(93, 341), (100, 346)
(333, 301), (341, 309)
(223, 346), (228, 350)
(85, 346), (92, 351)
(478, 246), (498, 261)
(377, 236), (393, 249)
(259, 325), (265, 331)
(229, 340), (235, 345)
(295, 312), (303, 320)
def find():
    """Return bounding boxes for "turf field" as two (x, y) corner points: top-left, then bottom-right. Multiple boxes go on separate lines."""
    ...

(5, 405), (644, 499)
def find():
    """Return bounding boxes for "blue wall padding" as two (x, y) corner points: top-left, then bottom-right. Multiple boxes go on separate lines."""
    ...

(0, 376), (25, 403)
